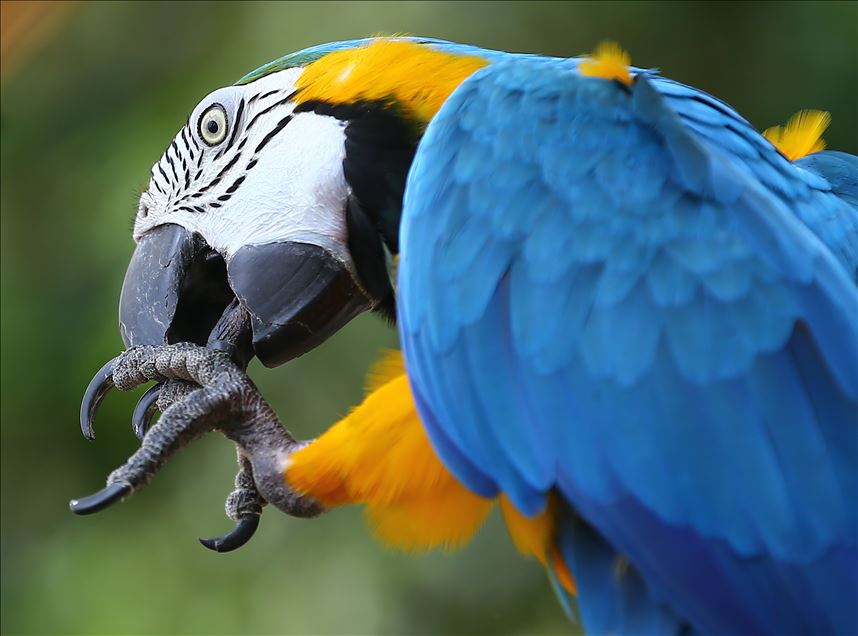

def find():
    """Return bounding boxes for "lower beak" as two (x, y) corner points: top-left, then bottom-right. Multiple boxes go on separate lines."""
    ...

(118, 224), (372, 366)
(227, 241), (371, 367)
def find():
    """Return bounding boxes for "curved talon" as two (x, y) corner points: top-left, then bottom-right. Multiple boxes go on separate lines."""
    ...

(198, 515), (260, 552)
(69, 482), (131, 515)
(132, 384), (162, 440)
(80, 357), (119, 440)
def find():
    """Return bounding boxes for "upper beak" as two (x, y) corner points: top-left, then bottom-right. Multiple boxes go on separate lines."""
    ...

(119, 224), (227, 347)
(118, 223), (372, 366)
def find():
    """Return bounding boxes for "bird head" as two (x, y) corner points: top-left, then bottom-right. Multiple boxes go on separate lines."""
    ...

(120, 38), (488, 366)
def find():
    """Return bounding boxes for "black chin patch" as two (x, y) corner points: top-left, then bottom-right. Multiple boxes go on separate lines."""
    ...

(345, 196), (396, 323)
(294, 100), (420, 254)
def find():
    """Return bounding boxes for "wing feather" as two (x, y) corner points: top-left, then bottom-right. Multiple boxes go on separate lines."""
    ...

(399, 55), (857, 633)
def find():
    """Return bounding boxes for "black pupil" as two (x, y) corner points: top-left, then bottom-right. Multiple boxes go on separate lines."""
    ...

(207, 119), (219, 134)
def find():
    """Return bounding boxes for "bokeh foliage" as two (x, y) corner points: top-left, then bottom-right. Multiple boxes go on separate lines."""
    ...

(1, 2), (855, 634)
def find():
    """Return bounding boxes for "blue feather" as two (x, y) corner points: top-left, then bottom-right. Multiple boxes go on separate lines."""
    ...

(557, 507), (694, 636)
(398, 45), (858, 634)
(797, 151), (858, 206)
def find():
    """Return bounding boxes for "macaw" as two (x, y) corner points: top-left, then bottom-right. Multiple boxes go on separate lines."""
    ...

(73, 37), (858, 635)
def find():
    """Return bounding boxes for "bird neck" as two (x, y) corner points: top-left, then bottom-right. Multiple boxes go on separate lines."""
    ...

(294, 39), (489, 122)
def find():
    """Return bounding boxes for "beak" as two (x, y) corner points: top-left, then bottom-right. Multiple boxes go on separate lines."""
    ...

(118, 224), (372, 366)
(119, 224), (232, 348)
(227, 241), (371, 367)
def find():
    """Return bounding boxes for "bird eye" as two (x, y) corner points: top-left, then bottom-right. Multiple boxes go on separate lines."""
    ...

(199, 104), (228, 146)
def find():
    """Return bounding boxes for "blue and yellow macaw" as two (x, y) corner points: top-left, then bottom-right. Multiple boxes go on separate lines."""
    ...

(75, 38), (857, 635)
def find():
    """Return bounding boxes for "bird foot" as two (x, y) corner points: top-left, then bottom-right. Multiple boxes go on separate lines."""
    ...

(71, 305), (322, 548)
(199, 451), (267, 552)
(132, 375), (266, 552)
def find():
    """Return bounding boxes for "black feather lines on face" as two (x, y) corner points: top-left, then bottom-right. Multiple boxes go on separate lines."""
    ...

(293, 99), (421, 323)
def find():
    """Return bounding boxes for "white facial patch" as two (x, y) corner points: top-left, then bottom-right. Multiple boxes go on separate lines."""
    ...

(135, 68), (354, 267)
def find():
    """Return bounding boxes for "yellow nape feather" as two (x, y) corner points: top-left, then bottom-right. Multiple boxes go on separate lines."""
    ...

(295, 39), (488, 122)
(763, 110), (831, 161)
(579, 40), (633, 85)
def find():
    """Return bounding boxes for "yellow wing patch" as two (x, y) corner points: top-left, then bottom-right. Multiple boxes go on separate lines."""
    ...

(363, 348), (406, 394)
(579, 40), (633, 85)
(285, 351), (492, 549)
(763, 110), (831, 161)
(366, 486), (493, 551)
(286, 349), (575, 591)
(295, 39), (489, 122)
(500, 495), (576, 594)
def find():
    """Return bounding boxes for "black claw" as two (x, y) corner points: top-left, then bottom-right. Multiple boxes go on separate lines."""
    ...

(132, 384), (162, 440)
(69, 482), (131, 515)
(80, 357), (119, 440)
(198, 515), (260, 553)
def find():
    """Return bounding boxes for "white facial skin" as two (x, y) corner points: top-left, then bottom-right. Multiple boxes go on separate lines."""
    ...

(134, 68), (353, 265)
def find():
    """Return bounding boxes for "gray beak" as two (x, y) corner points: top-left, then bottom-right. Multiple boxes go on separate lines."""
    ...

(119, 224), (232, 348)
(118, 224), (372, 366)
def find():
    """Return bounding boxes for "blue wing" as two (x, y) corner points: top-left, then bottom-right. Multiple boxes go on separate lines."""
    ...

(398, 55), (858, 635)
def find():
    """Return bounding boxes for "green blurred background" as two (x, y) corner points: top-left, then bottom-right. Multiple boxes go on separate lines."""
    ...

(1, 2), (855, 634)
